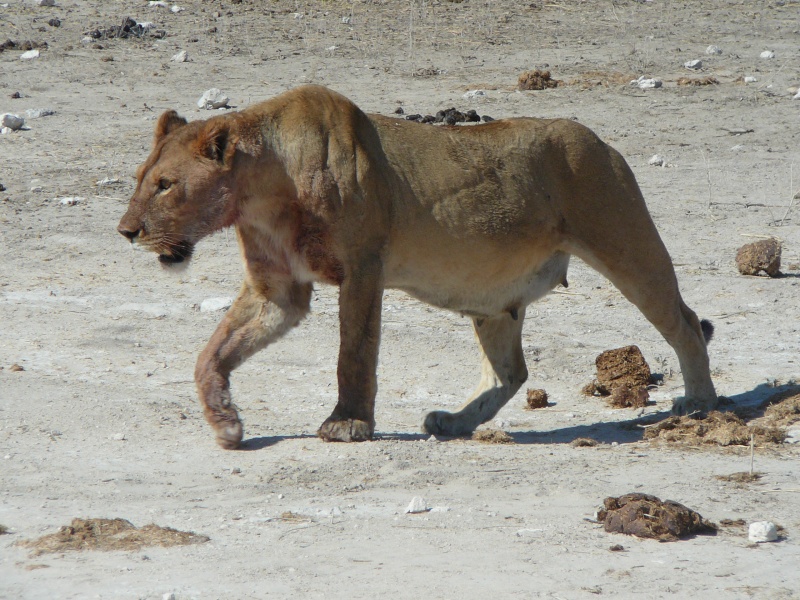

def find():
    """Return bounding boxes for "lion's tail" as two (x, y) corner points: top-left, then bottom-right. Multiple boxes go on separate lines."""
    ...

(700, 319), (714, 344)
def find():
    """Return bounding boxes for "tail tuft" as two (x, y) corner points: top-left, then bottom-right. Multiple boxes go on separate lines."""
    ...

(700, 319), (714, 344)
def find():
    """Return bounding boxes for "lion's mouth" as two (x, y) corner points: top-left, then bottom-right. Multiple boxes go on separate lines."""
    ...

(158, 240), (194, 265)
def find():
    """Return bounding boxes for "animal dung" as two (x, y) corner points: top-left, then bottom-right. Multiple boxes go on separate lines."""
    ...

(597, 493), (717, 541)
(735, 238), (782, 277)
(472, 428), (513, 444)
(17, 518), (209, 555)
(583, 345), (652, 408)
(525, 388), (548, 409)
(517, 69), (559, 90)
(643, 411), (786, 446)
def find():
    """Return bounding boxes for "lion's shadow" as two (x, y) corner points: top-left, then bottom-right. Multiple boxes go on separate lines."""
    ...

(238, 382), (798, 449)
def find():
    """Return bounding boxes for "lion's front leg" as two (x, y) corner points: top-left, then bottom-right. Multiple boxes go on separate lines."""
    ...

(317, 259), (384, 442)
(196, 279), (312, 449)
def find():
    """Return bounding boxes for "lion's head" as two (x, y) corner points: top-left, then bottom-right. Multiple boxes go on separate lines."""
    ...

(117, 110), (240, 266)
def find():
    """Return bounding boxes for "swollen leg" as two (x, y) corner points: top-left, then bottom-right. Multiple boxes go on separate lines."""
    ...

(195, 280), (312, 448)
(423, 309), (528, 436)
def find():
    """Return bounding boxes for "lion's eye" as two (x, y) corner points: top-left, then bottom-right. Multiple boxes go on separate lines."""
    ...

(158, 178), (172, 191)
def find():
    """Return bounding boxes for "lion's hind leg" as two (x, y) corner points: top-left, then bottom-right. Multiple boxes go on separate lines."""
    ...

(423, 309), (528, 436)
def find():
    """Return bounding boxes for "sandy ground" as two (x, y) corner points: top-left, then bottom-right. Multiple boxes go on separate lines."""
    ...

(2, 1), (800, 598)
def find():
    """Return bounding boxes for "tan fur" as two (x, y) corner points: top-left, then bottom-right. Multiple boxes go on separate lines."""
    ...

(118, 85), (717, 449)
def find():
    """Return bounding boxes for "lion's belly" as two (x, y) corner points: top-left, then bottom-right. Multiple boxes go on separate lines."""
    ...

(384, 247), (569, 318)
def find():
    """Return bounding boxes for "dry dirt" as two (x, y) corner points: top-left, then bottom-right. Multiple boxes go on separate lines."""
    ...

(2, 1), (800, 599)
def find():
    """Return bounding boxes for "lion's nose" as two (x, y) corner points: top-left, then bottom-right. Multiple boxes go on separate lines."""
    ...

(117, 224), (140, 240)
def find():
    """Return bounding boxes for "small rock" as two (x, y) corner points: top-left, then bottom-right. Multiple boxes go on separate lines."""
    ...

(10, 363), (25, 372)
(749, 521), (778, 543)
(171, 50), (189, 62)
(200, 297), (233, 312)
(57, 197), (84, 206)
(630, 76), (662, 89)
(648, 154), (666, 167)
(705, 45), (722, 55)
(20, 49), (40, 60)
(405, 496), (429, 514)
(111, 433), (126, 441)
(429, 506), (450, 513)
(743, 76), (758, 84)
(149, 0), (169, 6)
(96, 177), (121, 187)
(760, 50), (775, 59)
(463, 89), (486, 99)
(1, 113), (24, 130)
(171, 5), (184, 13)
(785, 429), (800, 444)
(341, 16), (351, 24)
(24, 108), (55, 119)
(197, 88), (229, 109)
(162, 593), (176, 600)
(38, 0), (55, 6)
(793, 89), (800, 101)
(684, 59), (702, 70)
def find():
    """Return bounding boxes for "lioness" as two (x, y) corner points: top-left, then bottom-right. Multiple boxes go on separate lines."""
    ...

(118, 85), (717, 449)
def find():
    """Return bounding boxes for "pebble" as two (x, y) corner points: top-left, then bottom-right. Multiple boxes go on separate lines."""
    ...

(149, 0), (168, 7)
(760, 50), (775, 59)
(648, 154), (666, 167)
(785, 428), (800, 443)
(749, 521), (778, 543)
(57, 196), (84, 205)
(705, 45), (722, 55)
(197, 88), (229, 110)
(111, 433), (127, 441)
(200, 297), (233, 312)
(24, 108), (55, 119)
(463, 90), (486, 99)
(20, 49), (40, 60)
(684, 59), (702, 70)
(630, 76), (662, 89)
(793, 89), (800, 101)
(1, 113), (24, 130)
(97, 177), (121, 187)
(171, 5), (184, 13)
(743, 76), (758, 84)
(162, 593), (176, 600)
(171, 50), (188, 62)
(405, 496), (429, 514)
(38, 0), (55, 5)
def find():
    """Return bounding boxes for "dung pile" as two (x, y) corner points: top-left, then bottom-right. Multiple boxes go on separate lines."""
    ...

(643, 411), (785, 446)
(583, 345), (652, 408)
(735, 238), (781, 277)
(18, 518), (209, 556)
(517, 69), (560, 90)
(597, 493), (717, 541)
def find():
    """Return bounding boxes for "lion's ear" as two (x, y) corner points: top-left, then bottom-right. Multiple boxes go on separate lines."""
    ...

(154, 110), (187, 144)
(195, 122), (237, 166)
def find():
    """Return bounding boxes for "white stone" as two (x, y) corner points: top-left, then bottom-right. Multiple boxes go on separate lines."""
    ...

(405, 496), (429, 514)
(24, 108), (54, 119)
(162, 593), (176, 600)
(430, 506), (451, 513)
(149, 1), (168, 7)
(684, 59), (702, 70)
(785, 428), (800, 442)
(648, 154), (665, 167)
(749, 521), (778, 543)
(760, 50), (775, 59)
(57, 196), (84, 206)
(171, 50), (188, 62)
(171, 5), (184, 13)
(197, 88), (229, 110)
(341, 16), (351, 24)
(1, 113), (24, 130)
(38, 0), (55, 6)
(743, 76), (758, 84)
(111, 433), (126, 441)
(20, 49), (39, 60)
(630, 76), (662, 89)
(793, 90), (800, 101)
(200, 297), (233, 312)
(97, 177), (121, 187)
(463, 90), (486, 99)
(705, 45), (722, 55)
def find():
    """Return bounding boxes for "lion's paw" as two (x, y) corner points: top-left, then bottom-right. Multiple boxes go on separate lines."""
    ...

(213, 421), (243, 450)
(422, 410), (474, 437)
(317, 417), (373, 442)
(671, 395), (718, 417)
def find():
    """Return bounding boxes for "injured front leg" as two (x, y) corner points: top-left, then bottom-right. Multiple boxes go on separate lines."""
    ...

(195, 279), (312, 449)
